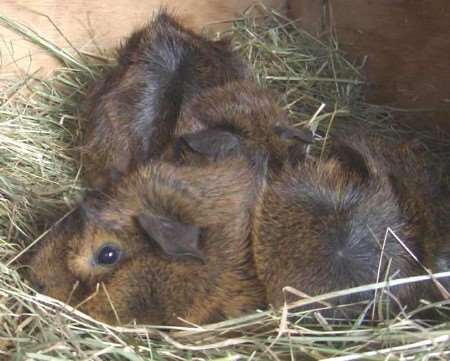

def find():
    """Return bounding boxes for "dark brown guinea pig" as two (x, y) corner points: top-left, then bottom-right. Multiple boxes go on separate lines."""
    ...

(27, 157), (266, 325)
(166, 80), (313, 170)
(82, 11), (249, 189)
(252, 135), (449, 317)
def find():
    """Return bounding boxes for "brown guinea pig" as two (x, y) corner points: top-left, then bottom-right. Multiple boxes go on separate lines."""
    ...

(27, 157), (266, 325)
(82, 11), (249, 189)
(166, 80), (313, 171)
(252, 135), (450, 317)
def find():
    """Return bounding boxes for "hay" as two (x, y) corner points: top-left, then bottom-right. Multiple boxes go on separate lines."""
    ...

(1, 10), (449, 360)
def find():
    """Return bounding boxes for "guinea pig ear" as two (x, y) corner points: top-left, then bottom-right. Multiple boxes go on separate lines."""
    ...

(181, 129), (241, 158)
(273, 125), (314, 165)
(137, 213), (205, 262)
(273, 125), (314, 144)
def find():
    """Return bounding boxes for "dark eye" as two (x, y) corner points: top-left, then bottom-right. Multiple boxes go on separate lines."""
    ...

(96, 245), (121, 265)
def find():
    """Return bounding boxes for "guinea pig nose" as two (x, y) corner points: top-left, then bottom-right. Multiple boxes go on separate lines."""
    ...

(34, 280), (47, 294)
(28, 274), (47, 293)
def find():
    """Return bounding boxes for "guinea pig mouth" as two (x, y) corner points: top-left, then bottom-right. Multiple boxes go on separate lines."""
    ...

(24, 266), (90, 307)
(22, 267), (46, 294)
(62, 282), (101, 307)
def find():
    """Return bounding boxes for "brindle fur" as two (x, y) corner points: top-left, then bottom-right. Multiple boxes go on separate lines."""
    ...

(253, 135), (450, 316)
(82, 12), (312, 189)
(28, 158), (265, 325)
(29, 11), (449, 324)
(168, 80), (312, 170)
(27, 12), (313, 325)
(82, 12), (249, 189)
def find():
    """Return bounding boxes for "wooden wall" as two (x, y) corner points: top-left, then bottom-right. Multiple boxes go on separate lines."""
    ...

(288, 0), (450, 129)
(0, 0), (286, 80)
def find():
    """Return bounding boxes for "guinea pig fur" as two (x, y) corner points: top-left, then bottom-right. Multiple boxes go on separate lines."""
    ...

(252, 136), (449, 317)
(27, 157), (266, 325)
(166, 80), (313, 171)
(82, 11), (249, 189)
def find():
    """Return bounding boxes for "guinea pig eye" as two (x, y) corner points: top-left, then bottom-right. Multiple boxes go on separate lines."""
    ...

(95, 245), (122, 266)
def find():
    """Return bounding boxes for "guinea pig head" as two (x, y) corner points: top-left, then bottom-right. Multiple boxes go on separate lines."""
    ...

(253, 138), (433, 315)
(27, 159), (265, 325)
(170, 81), (313, 170)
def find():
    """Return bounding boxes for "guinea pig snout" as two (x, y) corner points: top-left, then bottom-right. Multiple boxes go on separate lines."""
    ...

(24, 260), (54, 295)
(26, 242), (81, 303)
(27, 270), (47, 294)
(26, 264), (82, 303)
(18, 251), (47, 294)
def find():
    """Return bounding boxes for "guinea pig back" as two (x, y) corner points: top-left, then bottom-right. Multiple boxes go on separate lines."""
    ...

(252, 136), (449, 316)
(82, 11), (249, 189)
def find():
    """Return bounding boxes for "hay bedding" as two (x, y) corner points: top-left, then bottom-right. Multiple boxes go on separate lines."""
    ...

(1, 11), (450, 361)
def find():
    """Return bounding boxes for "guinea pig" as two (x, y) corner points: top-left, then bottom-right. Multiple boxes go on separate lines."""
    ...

(252, 135), (450, 317)
(166, 80), (313, 171)
(82, 11), (250, 189)
(27, 157), (266, 325)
